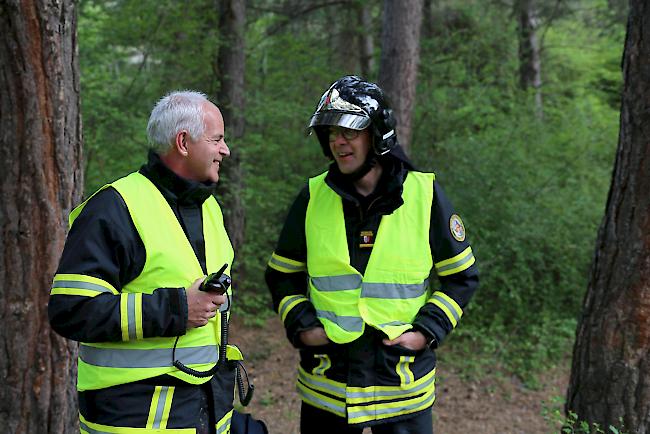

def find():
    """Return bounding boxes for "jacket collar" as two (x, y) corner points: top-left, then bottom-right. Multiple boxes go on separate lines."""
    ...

(139, 150), (216, 206)
(325, 155), (407, 214)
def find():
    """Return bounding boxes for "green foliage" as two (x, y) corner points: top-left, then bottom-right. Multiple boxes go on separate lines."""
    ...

(78, 2), (147, 192)
(410, 0), (621, 376)
(543, 397), (630, 434)
(78, 0), (624, 380)
(79, 0), (221, 193)
(238, 10), (364, 312)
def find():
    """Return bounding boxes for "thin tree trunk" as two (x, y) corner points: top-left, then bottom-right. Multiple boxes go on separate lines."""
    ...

(0, 0), (82, 432)
(335, 4), (360, 73)
(566, 2), (650, 432)
(357, 3), (374, 78)
(421, 0), (436, 40)
(215, 0), (246, 276)
(516, 0), (543, 118)
(378, 0), (424, 153)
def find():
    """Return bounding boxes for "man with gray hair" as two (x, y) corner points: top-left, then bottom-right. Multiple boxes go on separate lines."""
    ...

(48, 91), (247, 433)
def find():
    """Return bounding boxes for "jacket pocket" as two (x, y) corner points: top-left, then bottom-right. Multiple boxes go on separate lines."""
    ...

(299, 343), (345, 381)
(379, 343), (435, 387)
(312, 353), (332, 376)
(395, 355), (416, 386)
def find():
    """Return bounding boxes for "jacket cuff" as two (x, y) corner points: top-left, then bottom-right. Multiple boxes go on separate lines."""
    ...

(412, 324), (439, 349)
(284, 302), (322, 348)
(412, 315), (447, 348)
(142, 287), (187, 338)
(175, 287), (188, 336)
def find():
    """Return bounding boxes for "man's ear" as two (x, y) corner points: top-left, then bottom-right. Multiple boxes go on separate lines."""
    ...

(175, 130), (189, 156)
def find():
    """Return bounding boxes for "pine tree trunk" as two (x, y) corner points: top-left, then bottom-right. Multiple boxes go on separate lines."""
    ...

(421, 0), (435, 40)
(566, 2), (650, 431)
(357, 3), (374, 79)
(215, 0), (246, 276)
(516, 0), (543, 118)
(0, 0), (82, 432)
(378, 0), (424, 153)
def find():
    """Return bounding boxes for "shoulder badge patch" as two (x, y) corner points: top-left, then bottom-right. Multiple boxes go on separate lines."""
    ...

(449, 214), (466, 242)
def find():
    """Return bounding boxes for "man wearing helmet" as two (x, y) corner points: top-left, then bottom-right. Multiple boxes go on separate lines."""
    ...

(266, 76), (479, 432)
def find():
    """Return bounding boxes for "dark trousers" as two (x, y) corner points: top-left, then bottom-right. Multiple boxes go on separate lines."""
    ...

(300, 402), (433, 434)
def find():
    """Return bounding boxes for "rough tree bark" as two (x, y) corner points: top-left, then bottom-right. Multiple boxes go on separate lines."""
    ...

(378, 0), (423, 153)
(215, 0), (246, 274)
(566, 2), (650, 432)
(515, 0), (543, 118)
(0, 0), (82, 432)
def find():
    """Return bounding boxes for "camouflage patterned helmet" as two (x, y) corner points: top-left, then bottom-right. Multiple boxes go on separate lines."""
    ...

(308, 76), (398, 156)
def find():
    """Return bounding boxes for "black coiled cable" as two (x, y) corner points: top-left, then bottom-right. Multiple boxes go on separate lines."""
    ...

(171, 265), (253, 405)
(172, 293), (230, 378)
(236, 360), (255, 406)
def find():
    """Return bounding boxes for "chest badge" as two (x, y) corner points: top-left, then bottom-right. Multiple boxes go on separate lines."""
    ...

(449, 214), (466, 242)
(360, 230), (374, 248)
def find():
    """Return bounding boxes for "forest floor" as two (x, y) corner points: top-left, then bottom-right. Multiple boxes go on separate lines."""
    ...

(230, 317), (568, 434)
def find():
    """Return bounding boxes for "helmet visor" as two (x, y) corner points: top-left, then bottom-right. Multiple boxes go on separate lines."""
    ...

(308, 111), (371, 131)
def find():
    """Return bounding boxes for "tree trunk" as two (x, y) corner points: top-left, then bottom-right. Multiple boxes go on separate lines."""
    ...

(421, 0), (435, 40)
(215, 0), (246, 275)
(516, 0), (543, 118)
(0, 1), (82, 432)
(378, 0), (423, 153)
(335, 4), (360, 73)
(357, 3), (374, 78)
(566, 2), (650, 432)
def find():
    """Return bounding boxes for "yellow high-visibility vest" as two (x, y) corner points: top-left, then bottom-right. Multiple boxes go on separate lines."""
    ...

(72, 172), (234, 391)
(305, 171), (434, 343)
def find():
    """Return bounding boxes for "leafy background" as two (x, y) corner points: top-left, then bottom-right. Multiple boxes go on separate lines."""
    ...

(78, 0), (624, 381)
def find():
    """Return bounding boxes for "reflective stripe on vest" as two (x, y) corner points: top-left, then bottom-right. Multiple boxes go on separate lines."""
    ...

(311, 275), (429, 298)
(73, 172), (234, 391)
(79, 344), (219, 368)
(306, 171), (434, 343)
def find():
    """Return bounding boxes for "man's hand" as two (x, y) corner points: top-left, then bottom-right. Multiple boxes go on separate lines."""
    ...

(382, 331), (428, 351)
(185, 277), (227, 329)
(300, 327), (330, 347)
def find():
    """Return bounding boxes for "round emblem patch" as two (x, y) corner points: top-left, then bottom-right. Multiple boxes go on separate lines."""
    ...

(449, 214), (466, 242)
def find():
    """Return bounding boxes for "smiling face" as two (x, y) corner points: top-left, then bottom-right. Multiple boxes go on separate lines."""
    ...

(184, 103), (229, 183)
(328, 127), (372, 174)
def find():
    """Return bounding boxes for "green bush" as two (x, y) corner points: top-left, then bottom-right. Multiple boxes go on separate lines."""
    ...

(409, 0), (620, 376)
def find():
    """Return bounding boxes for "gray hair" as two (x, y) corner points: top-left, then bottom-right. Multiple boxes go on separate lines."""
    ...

(146, 90), (210, 153)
